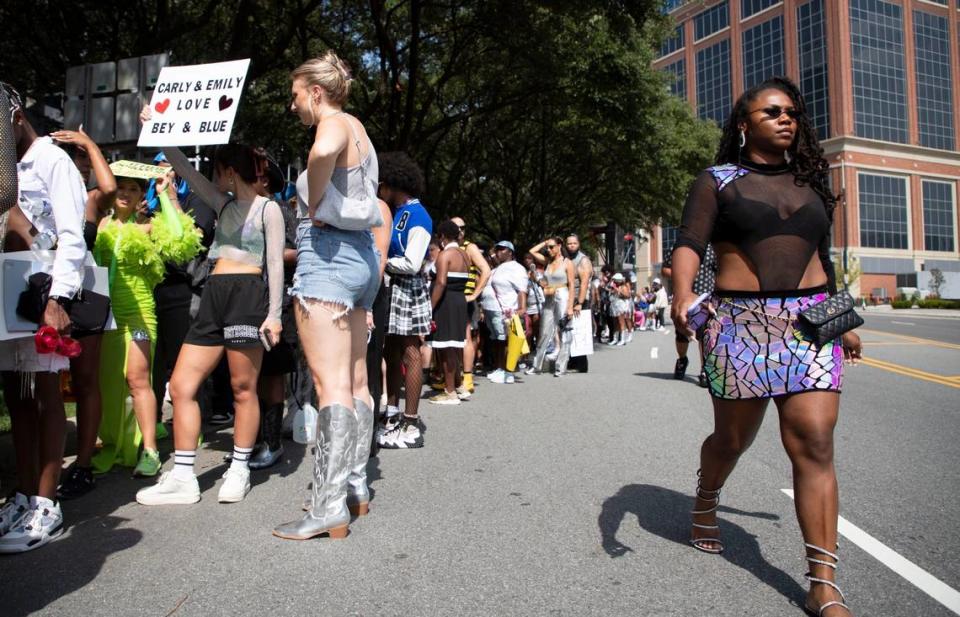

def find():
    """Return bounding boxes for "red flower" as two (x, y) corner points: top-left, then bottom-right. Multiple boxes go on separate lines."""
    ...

(56, 336), (82, 358)
(35, 326), (60, 354)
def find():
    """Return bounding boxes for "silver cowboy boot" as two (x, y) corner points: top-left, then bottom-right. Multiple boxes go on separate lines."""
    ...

(346, 397), (374, 516)
(273, 403), (357, 540)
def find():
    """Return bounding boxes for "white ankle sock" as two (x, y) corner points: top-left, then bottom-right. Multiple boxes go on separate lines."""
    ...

(172, 450), (196, 480)
(230, 445), (254, 470)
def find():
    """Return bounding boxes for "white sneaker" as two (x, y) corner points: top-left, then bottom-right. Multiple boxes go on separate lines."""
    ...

(218, 467), (251, 503)
(0, 492), (30, 536)
(487, 369), (505, 383)
(524, 366), (539, 376)
(136, 471), (201, 505)
(617, 338), (627, 346)
(505, 372), (515, 384)
(455, 385), (471, 400)
(0, 497), (62, 553)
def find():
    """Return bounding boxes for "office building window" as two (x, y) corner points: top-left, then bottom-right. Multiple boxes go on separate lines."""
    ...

(663, 59), (687, 100)
(696, 39), (732, 124)
(661, 226), (680, 258)
(662, 0), (688, 13)
(849, 0), (908, 143)
(695, 1), (729, 41)
(742, 16), (785, 89)
(922, 180), (955, 252)
(913, 11), (955, 150)
(921, 0), (948, 5)
(859, 174), (909, 249)
(660, 26), (685, 57)
(798, 0), (830, 140)
(741, 0), (780, 18)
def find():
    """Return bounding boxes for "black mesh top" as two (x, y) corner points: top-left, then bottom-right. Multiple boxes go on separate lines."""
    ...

(674, 160), (836, 293)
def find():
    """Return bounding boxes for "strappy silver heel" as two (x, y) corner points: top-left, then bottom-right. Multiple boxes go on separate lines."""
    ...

(690, 469), (724, 554)
(804, 543), (851, 616)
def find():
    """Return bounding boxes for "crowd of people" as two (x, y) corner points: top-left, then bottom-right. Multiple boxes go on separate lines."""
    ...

(1, 49), (863, 617)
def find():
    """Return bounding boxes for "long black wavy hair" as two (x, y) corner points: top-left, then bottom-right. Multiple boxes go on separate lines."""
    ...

(716, 77), (837, 214)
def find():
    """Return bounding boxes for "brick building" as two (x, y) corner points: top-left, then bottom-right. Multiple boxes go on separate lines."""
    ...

(642, 0), (960, 299)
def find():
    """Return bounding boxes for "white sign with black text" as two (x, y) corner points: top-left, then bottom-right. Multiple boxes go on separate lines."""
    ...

(137, 59), (250, 147)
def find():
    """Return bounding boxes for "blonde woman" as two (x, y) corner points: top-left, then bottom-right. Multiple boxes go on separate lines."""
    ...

(273, 52), (382, 540)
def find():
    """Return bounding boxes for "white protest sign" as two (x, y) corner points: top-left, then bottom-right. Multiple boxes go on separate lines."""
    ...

(109, 160), (167, 180)
(138, 59), (250, 147)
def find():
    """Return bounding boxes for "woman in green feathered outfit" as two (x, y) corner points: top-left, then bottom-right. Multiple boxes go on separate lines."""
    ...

(92, 172), (202, 476)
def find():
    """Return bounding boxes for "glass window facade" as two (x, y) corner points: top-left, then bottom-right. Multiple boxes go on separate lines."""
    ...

(662, 0), (688, 13)
(694, 2), (729, 41)
(663, 59), (687, 100)
(660, 26), (685, 57)
(859, 174), (909, 250)
(661, 226), (680, 257)
(913, 11), (955, 151)
(696, 39), (732, 124)
(741, 0), (780, 19)
(922, 180), (955, 252)
(741, 16), (785, 89)
(797, 0), (830, 140)
(849, 0), (908, 143)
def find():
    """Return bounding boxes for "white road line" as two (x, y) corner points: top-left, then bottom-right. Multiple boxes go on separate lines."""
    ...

(650, 347), (658, 359)
(890, 321), (916, 326)
(781, 489), (960, 615)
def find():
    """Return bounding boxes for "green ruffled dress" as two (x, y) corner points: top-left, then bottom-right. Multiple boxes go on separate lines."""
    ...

(91, 194), (201, 473)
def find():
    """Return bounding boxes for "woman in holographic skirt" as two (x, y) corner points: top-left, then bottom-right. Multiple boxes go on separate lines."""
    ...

(670, 77), (862, 617)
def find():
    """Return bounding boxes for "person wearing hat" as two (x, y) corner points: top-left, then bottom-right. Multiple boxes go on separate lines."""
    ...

(479, 240), (528, 383)
(607, 272), (632, 346)
(526, 237), (575, 375)
(90, 170), (202, 478)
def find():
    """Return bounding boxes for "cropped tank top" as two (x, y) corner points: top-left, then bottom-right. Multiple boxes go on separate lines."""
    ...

(208, 195), (281, 268)
(674, 160), (836, 292)
(544, 259), (569, 288)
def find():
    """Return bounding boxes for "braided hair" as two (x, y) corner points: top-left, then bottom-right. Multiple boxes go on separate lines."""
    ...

(716, 77), (837, 214)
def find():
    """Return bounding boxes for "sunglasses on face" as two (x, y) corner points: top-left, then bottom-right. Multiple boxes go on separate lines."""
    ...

(546, 244), (557, 249)
(750, 105), (800, 121)
(457, 225), (466, 231)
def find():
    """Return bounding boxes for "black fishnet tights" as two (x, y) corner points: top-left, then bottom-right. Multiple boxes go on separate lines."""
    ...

(386, 335), (423, 416)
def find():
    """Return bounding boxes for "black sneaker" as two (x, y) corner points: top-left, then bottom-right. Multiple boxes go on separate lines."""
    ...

(673, 357), (689, 380)
(57, 465), (95, 500)
(698, 372), (708, 388)
(377, 415), (424, 449)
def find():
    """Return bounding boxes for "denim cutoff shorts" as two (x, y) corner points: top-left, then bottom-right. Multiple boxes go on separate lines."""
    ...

(483, 309), (508, 341)
(292, 220), (380, 312)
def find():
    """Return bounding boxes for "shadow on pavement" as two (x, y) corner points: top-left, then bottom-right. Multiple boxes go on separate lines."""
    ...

(599, 483), (806, 606)
(633, 371), (701, 385)
(0, 510), (141, 617)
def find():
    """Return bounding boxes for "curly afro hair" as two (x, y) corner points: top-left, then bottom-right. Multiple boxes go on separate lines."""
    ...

(378, 151), (424, 197)
(436, 219), (460, 241)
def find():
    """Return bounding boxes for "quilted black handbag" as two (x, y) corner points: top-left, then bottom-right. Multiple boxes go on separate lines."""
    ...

(16, 272), (111, 337)
(796, 290), (864, 347)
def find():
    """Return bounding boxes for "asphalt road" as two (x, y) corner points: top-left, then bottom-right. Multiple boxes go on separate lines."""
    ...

(1, 321), (958, 617)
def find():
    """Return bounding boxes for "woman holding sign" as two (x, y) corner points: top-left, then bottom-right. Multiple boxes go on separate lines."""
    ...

(136, 143), (285, 506)
(272, 51), (382, 541)
(90, 171), (201, 478)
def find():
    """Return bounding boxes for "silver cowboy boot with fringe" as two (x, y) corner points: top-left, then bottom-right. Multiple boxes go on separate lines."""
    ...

(273, 403), (357, 540)
(346, 397), (374, 515)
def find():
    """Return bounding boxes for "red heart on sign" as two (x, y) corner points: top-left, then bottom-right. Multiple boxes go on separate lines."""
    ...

(154, 98), (171, 114)
(218, 95), (234, 111)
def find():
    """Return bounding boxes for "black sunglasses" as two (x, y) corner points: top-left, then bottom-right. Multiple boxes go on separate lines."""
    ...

(750, 105), (800, 120)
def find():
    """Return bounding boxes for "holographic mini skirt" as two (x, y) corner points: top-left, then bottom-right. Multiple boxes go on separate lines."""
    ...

(702, 288), (843, 400)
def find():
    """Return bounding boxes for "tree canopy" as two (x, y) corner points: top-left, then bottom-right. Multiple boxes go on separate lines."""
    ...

(0, 0), (717, 248)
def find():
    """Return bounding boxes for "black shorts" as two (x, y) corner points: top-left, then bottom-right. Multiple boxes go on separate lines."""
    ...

(185, 274), (267, 348)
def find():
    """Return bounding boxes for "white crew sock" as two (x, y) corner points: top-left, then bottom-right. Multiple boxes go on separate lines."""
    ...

(230, 445), (254, 471)
(172, 450), (196, 481)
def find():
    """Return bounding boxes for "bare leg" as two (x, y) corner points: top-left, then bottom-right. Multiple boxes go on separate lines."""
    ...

(691, 397), (768, 551)
(126, 340), (157, 452)
(226, 347), (263, 449)
(776, 391), (848, 616)
(295, 301), (353, 409)
(676, 337), (689, 359)
(71, 334), (102, 467)
(385, 335), (403, 408)
(442, 348), (457, 392)
(169, 344), (225, 451)
(3, 372), (39, 495)
(463, 322), (476, 374)
(348, 308), (371, 405)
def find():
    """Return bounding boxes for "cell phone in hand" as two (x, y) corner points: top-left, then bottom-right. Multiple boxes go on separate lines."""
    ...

(686, 292), (713, 333)
(260, 329), (274, 351)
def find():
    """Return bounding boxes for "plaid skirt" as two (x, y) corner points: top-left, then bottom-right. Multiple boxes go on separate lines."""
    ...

(387, 274), (432, 336)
